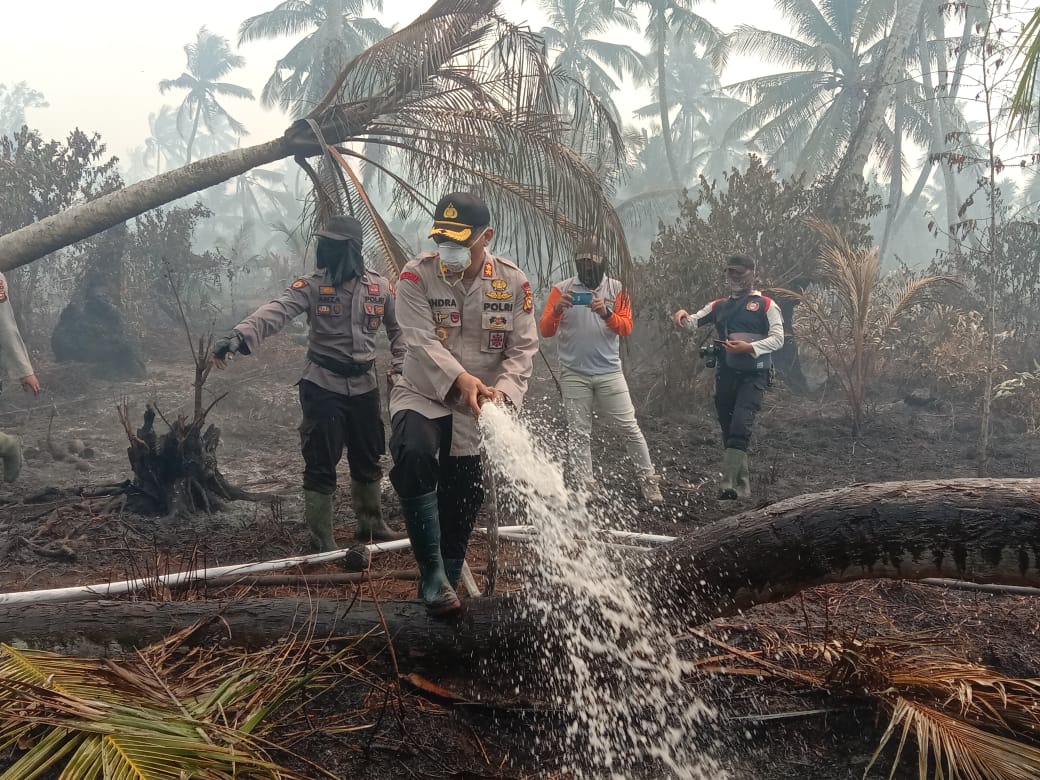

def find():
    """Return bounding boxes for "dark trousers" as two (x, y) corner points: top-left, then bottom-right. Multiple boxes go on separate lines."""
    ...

(389, 410), (484, 561)
(298, 380), (384, 494)
(714, 368), (768, 451)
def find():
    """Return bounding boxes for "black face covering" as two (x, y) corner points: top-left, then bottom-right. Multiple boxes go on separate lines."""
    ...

(577, 262), (604, 290)
(316, 237), (365, 285)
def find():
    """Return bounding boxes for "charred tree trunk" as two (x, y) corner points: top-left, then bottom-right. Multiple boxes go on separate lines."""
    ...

(3, 480), (1038, 657)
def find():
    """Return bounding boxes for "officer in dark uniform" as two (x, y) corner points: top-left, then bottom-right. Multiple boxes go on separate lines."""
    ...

(673, 255), (784, 500)
(211, 215), (405, 551)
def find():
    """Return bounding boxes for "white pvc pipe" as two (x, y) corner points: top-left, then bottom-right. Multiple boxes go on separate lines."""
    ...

(0, 526), (676, 606)
(0, 538), (413, 606)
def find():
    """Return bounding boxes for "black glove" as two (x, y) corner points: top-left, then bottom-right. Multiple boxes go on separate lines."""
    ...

(212, 331), (246, 362)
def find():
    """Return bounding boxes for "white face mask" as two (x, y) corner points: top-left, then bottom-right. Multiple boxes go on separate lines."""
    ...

(438, 242), (471, 274)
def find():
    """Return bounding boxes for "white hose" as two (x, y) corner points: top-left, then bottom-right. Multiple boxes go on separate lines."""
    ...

(0, 526), (676, 606)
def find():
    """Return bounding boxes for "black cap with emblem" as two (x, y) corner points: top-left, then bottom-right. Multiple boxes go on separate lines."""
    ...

(315, 214), (364, 245)
(429, 192), (491, 244)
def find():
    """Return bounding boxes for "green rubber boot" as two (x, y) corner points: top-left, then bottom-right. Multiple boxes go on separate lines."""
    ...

(0, 433), (22, 483)
(304, 489), (337, 553)
(400, 492), (461, 616)
(443, 558), (466, 590)
(351, 480), (404, 543)
(735, 450), (751, 499)
(718, 448), (743, 501)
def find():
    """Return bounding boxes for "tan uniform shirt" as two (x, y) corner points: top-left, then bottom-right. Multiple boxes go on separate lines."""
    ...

(0, 272), (34, 383)
(390, 252), (538, 456)
(234, 269), (404, 396)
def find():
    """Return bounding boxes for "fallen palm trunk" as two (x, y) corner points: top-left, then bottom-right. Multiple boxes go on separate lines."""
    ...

(1, 479), (1037, 660)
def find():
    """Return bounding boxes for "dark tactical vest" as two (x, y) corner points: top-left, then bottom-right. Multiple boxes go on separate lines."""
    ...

(713, 294), (772, 372)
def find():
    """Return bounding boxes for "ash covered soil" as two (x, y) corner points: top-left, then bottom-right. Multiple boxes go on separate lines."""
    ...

(1, 331), (1039, 779)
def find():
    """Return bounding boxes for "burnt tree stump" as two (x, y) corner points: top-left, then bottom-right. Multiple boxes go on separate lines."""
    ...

(116, 333), (271, 517)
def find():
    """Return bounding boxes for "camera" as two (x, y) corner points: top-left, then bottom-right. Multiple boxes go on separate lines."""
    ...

(699, 343), (722, 368)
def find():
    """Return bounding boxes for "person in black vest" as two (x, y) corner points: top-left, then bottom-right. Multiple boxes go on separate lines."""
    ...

(210, 215), (405, 551)
(673, 254), (784, 500)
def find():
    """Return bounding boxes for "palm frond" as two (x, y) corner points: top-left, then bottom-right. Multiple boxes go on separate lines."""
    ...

(289, 0), (631, 284)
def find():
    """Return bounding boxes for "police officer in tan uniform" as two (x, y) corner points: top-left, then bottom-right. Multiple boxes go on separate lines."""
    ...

(211, 216), (405, 552)
(0, 271), (41, 482)
(390, 192), (538, 615)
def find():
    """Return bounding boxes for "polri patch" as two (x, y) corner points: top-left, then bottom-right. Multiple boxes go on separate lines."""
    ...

(487, 332), (505, 350)
(746, 300), (760, 311)
(291, 278), (309, 290)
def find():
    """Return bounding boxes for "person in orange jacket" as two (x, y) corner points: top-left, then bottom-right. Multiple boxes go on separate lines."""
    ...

(539, 237), (663, 503)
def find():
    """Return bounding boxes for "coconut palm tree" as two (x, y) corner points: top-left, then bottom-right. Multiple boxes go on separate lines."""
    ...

(722, 0), (919, 179)
(142, 105), (186, 174)
(634, 43), (751, 184)
(159, 27), (255, 164)
(603, 0), (720, 187)
(238, 0), (391, 118)
(0, 0), (630, 289)
(538, 0), (647, 122)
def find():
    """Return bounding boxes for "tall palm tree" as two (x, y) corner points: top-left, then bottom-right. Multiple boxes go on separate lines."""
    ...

(608, 0), (720, 187)
(722, 0), (910, 178)
(238, 0), (391, 118)
(142, 105), (186, 174)
(538, 0), (647, 123)
(634, 43), (751, 184)
(159, 27), (255, 164)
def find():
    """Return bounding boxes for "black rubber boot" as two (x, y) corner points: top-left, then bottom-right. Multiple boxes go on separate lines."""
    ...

(400, 492), (461, 616)
(351, 480), (404, 543)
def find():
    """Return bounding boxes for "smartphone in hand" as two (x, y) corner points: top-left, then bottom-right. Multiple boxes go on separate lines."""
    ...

(571, 290), (594, 305)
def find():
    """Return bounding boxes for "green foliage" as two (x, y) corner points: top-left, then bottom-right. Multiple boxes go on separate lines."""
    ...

(0, 82), (47, 138)
(125, 203), (227, 327)
(0, 128), (123, 340)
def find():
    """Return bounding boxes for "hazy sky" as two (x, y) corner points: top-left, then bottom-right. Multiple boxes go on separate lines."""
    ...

(0, 0), (787, 166)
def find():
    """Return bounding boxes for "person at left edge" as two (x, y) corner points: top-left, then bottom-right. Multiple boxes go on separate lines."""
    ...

(0, 271), (41, 482)
(390, 192), (538, 616)
(210, 215), (406, 552)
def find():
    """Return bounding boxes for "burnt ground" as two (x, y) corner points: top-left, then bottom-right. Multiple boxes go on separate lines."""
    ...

(1, 329), (1039, 779)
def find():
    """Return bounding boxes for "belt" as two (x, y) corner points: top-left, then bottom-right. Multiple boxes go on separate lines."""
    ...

(307, 349), (373, 378)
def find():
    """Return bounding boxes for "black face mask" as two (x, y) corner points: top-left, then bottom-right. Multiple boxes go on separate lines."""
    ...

(316, 238), (365, 285)
(577, 263), (604, 289)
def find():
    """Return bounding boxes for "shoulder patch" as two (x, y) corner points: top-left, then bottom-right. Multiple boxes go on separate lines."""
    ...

(400, 271), (421, 284)
(761, 296), (774, 311)
(746, 300), (760, 312)
(522, 281), (533, 313)
(0, 277), (7, 303)
(291, 278), (309, 290)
